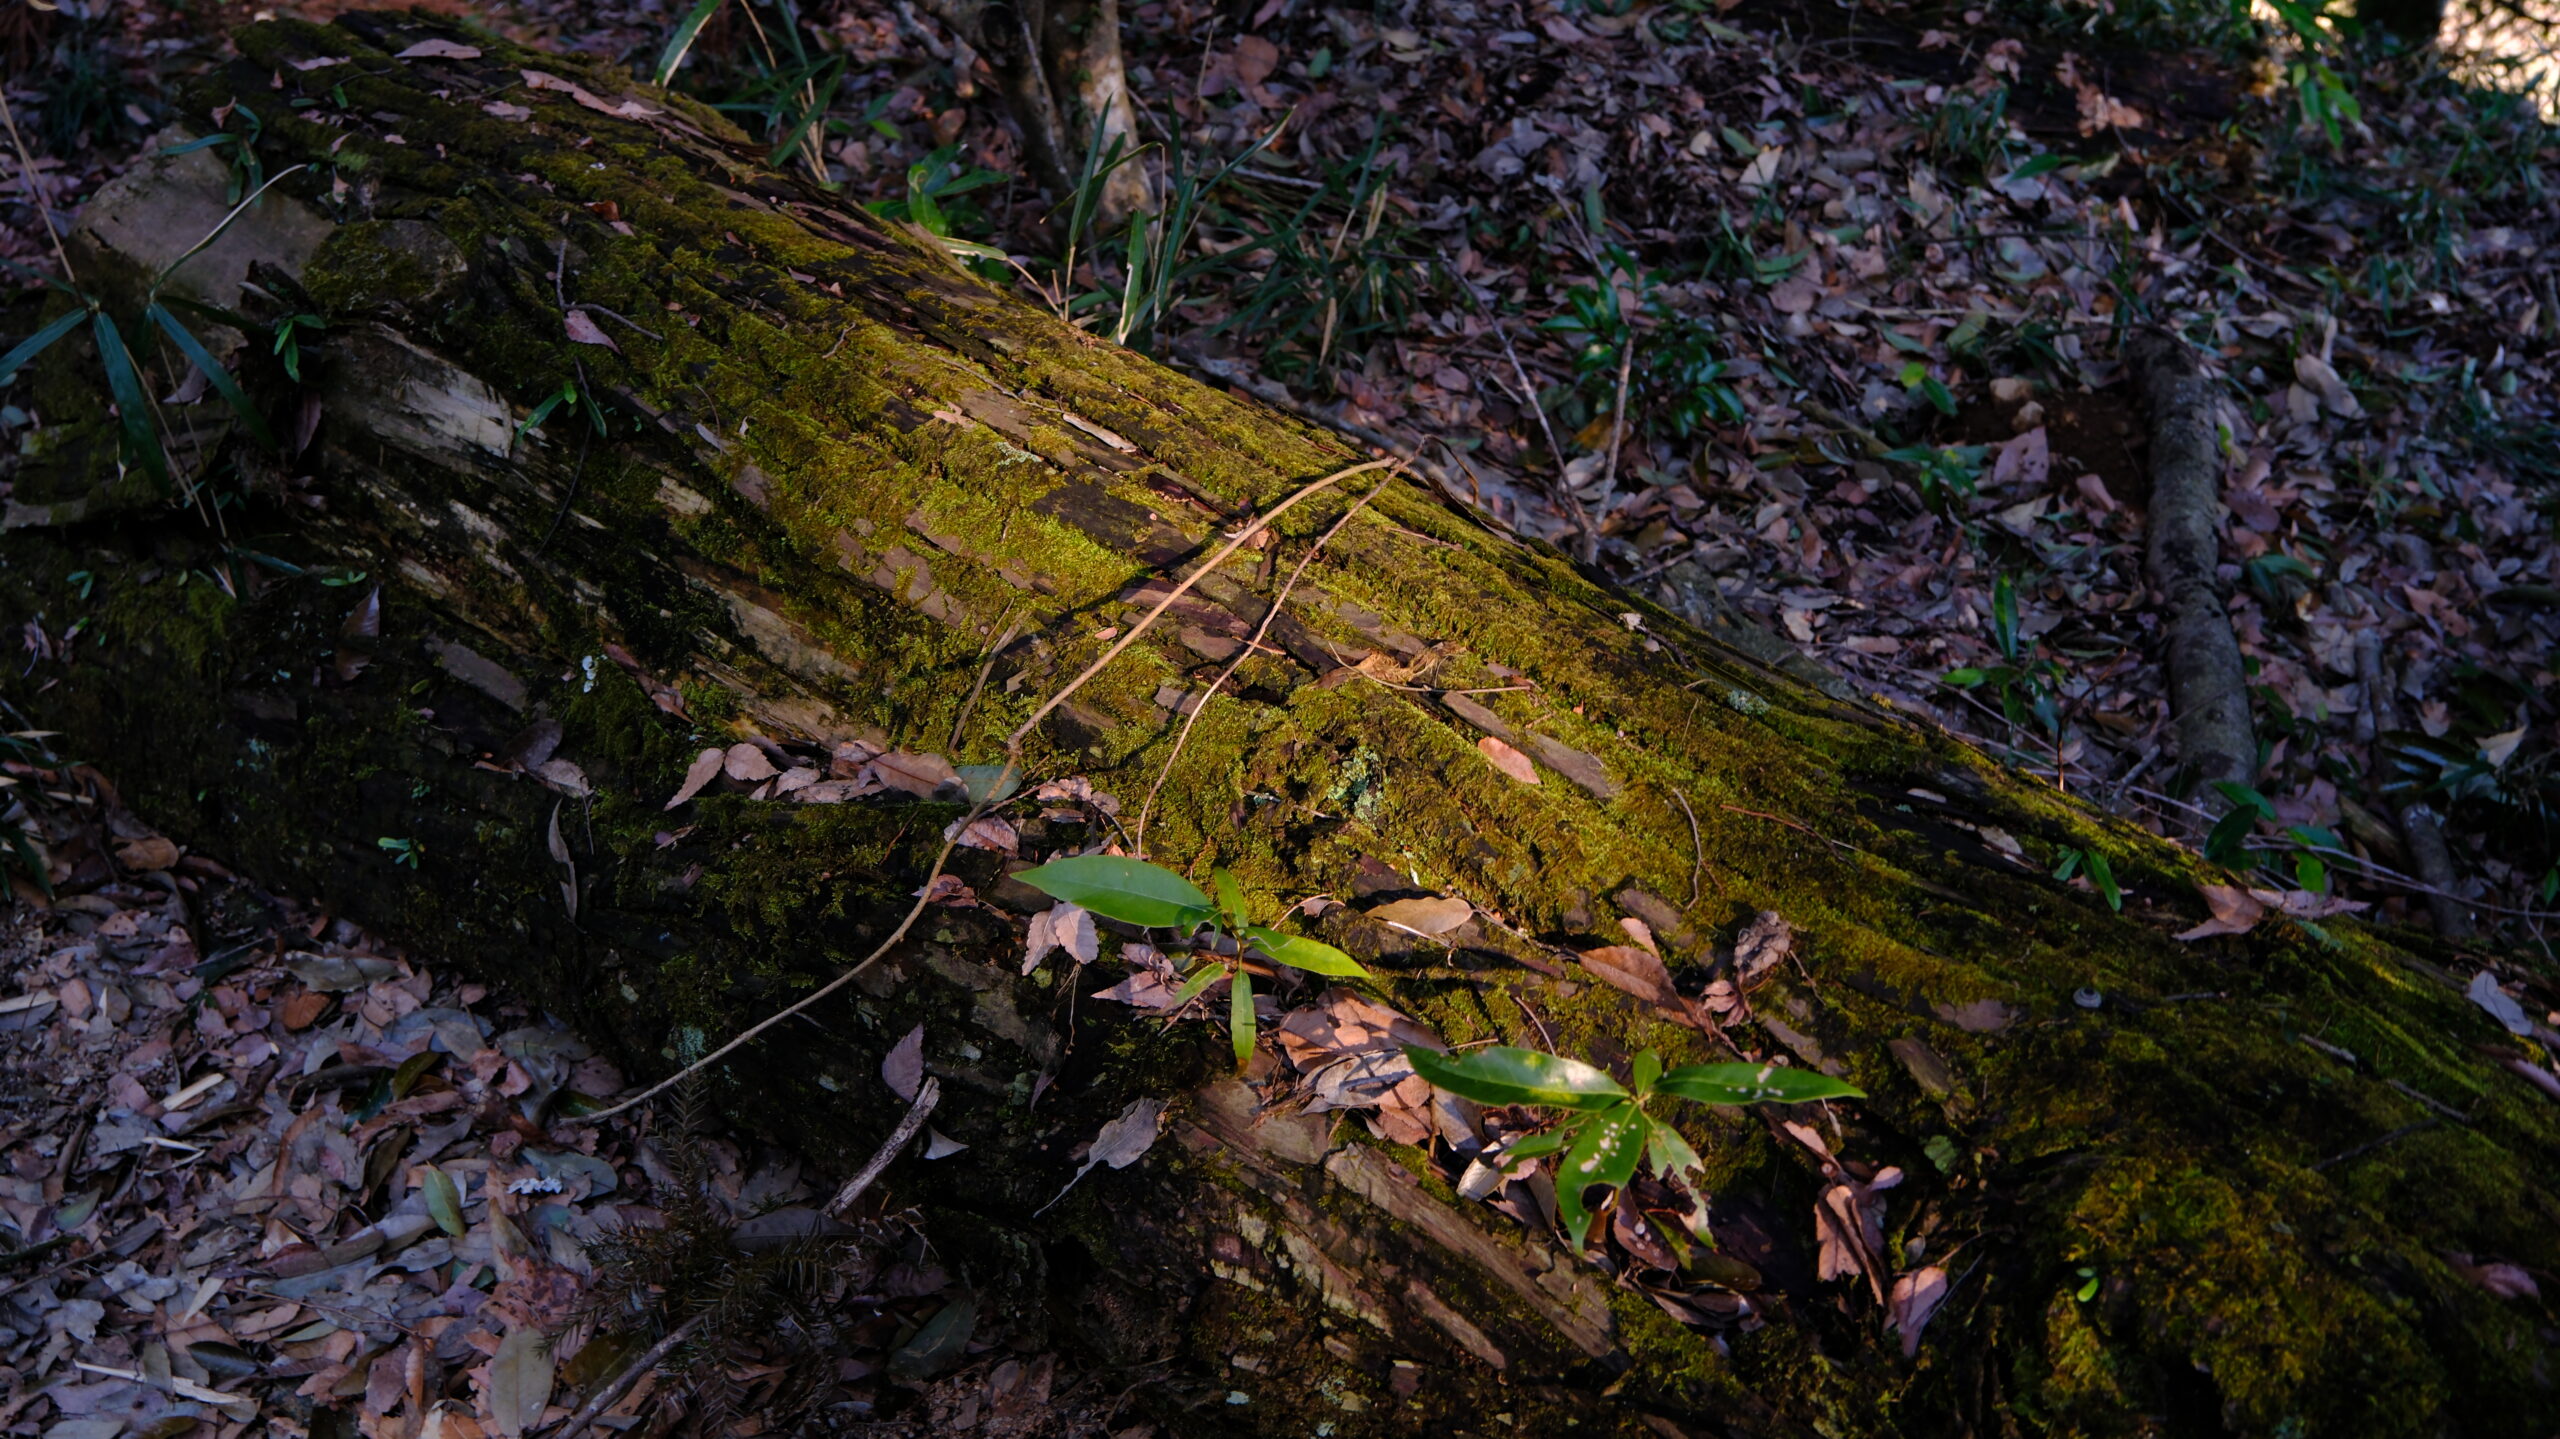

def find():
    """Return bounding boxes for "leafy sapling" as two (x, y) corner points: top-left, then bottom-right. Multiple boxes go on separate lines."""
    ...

(1407, 1045), (1863, 1249)
(1012, 855), (1369, 1067)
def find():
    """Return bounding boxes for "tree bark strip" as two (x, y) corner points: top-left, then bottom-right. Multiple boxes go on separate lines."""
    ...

(4, 17), (2557, 1436)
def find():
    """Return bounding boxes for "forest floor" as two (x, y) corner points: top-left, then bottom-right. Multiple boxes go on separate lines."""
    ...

(4, 0), (2560, 1434)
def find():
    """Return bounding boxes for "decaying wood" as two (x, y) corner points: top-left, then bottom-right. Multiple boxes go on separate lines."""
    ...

(5, 16), (2558, 1436)
(2131, 328), (2258, 832)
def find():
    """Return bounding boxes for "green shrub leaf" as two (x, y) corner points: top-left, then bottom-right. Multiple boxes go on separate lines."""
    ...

(1555, 1101), (1647, 1248)
(1406, 1045), (1628, 1111)
(1243, 924), (1369, 978)
(1013, 855), (1213, 929)
(1655, 1061), (1863, 1106)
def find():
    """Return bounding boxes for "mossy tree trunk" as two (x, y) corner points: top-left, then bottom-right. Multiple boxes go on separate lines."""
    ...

(6, 16), (2558, 1436)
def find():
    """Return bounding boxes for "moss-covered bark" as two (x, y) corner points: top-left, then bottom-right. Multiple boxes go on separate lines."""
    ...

(4, 14), (2556, 1435)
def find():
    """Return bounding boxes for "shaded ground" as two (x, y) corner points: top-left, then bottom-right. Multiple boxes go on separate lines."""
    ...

(0, 763), (1150, 1438)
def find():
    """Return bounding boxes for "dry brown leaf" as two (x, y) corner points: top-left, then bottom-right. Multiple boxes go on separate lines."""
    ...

(1366, 895), (1474, 937)
(723, 743), (778, 784)
(882, 1023), (926, 1102)
(1578, 945), (1676, 1009)
(1478, 735), (1539, 785)
(664, 747), (723, 809)
(1887, 1265), (1951, 1356)
(1933, 998), (2014, 1034)
(867, 750), (961, 800)
(113, 835), (180, 872)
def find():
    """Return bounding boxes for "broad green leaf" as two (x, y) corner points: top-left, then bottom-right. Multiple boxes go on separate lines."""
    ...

(1244, 925), (1369, 979)
(1012, 855), (1213, 929)
(1631, 1048), (1663, 1095)
(423, 1165), (465, 1237)
(147, 303), (277, 451)
(1230, 967), (1255, 1069)
(1405, 1045), (1628, 1112)
(1554, 1101), (1647, 1249)
(91, 313), (168, 484)
(1655, 1061), (1864, 1106)
(0, 308), (84, 385)
(1644, 1113), (1704, 1180)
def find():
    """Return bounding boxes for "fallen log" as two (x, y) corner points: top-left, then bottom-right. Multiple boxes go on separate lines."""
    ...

(4, 15), (2557, 1435)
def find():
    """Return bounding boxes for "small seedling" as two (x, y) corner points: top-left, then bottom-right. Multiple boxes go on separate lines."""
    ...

(1407, 1045), (1862, 1248)
(1012, 854), (1368, 1067)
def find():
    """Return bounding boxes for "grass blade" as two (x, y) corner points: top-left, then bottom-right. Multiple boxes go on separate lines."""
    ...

(90, 312), (169, 484)
(146, 303), (277, 452)
(0, 307), (85, 385)
(654, 0), (726, 86)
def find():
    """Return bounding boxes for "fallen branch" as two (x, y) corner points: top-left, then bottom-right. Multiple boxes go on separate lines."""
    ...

(2130, 329), (2255, 837)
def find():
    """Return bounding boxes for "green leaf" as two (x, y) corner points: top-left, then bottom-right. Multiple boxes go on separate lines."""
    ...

(953, 764), (1019, 804)
(2008, 152), (2073, 180)
(1243, 925), (1369, 978)
(1169, 964), (1223, 1009)
(1501, 1127), (1573, 1162)
(0, 307), (85, 385)
(1942, 668), (1988, 687)
(2086, 848), (2121, 912)
(1644, 1113), (1704, 1180)
(654, 0), (726, 85)
(148, 303), (277, 452)
(1405, 1045), (1629, 1112)
(1655, 1061), (1864, 1106)
(1555, 1101), (1647, 1249)
(1011, 855), (1213, 929)
(90, 313), (168, 484)
(2203, 803), (2260, 866)
(1230, 966), (1255, 1069)
(1214, 868), (1250, 931)
(423, 1165), (465, 1237)
(1631, 1048), (1663, 1095)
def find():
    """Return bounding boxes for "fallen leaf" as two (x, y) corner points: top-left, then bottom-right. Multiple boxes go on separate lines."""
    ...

(922, 1128), (969, 1159)
(1366, 895), (1474, 938)
(113, 835), (180, 871)
(1036, 1097), (1166, 1215)
(2175, 883), (2267, 940)
(1022, 902), (1098, 974)
(2293, 354), (2364, 418)
(1618, 916), (1661, 957)
(1887, 1265), (1951, 1356)
(484, 100), (532, 121)
(1234, 34), (1281, 86)
(882, 1024), (925, 1101)
(485, 1327), (553, 1438)
(2467, 970), (2533, 1037)
(944, 814), (1018, 854)
(665, 747), (723, 809)
(867, 750), (962, 800)
(2482, 727), (2527, 769)
(563, 309), (618, 351)
(723, 743), (778, 783)
(394, 38), (481, 59)
(1478, 735), (1540, 784)
(1578, 944), (1676, 1009)
(1933, 998), (2014, 1033)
